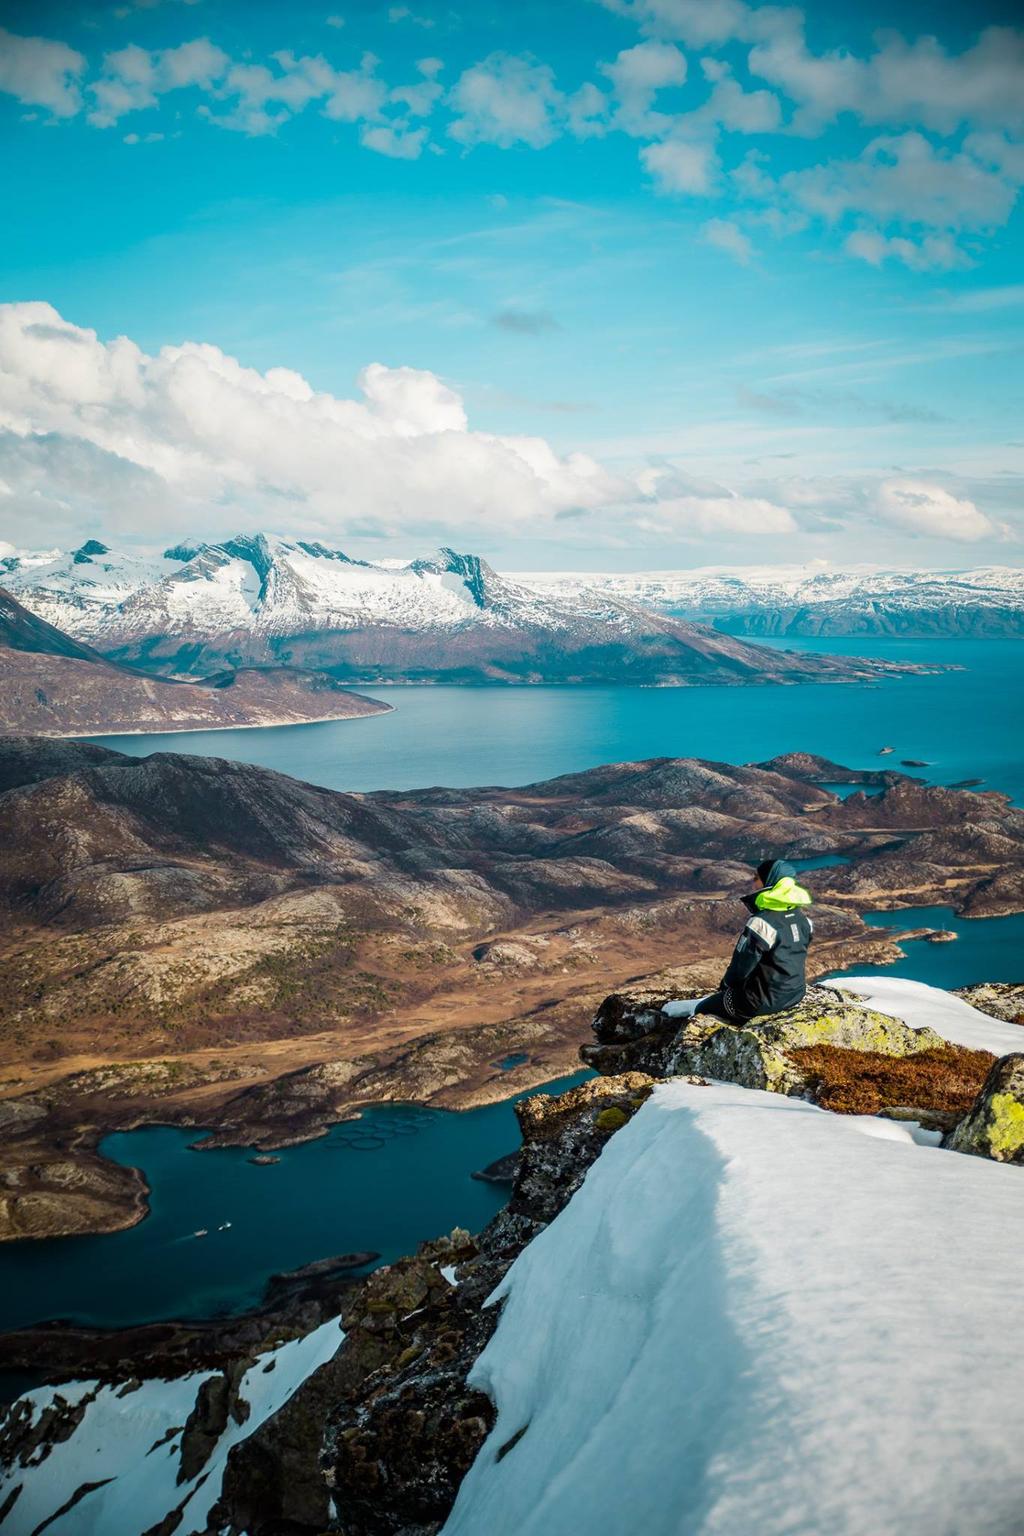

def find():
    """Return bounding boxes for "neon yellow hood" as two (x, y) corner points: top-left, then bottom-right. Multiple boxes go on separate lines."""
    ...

(755, 875), (812, 911)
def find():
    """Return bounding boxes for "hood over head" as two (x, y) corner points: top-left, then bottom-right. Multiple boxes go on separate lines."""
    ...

(743, 859), (812, 913)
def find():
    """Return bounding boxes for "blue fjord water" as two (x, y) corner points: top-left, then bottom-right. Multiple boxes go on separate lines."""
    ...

(88, 638), (1024, 805)
(0, 1073), (589, 1335)
(1, 636), (1018, 1337)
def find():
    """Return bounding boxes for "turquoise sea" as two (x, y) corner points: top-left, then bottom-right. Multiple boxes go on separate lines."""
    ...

(0, 1073), (588, 1337)
(0, 635), (1018, 1344)
(88, 638), (1024, 804)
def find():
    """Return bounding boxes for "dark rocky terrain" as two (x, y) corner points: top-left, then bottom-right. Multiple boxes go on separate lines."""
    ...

(114, 608), (929, 687)
(3, 977), (1023, 1535)
(1, 739), (1023, 1241)
(0, 588), (390, 736)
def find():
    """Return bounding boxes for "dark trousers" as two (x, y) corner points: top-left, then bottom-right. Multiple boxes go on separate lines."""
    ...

(692, 990), (757, 1026)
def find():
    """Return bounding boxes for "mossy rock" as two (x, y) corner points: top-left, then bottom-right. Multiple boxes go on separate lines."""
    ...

(668, 999), (946, 1097)
(594, 1107), (630, 1134)
(945, 1054), (1024, 1163)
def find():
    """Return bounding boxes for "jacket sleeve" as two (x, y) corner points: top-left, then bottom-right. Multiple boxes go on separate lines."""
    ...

(721, 916), (776, 990)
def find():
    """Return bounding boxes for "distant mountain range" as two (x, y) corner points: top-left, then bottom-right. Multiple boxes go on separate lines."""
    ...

(518, 565), (1024, 638)
(0, 586), (389, 736)
(0, 536), (947, 686)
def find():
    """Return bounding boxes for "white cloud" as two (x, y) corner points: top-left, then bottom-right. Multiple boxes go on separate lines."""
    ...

(965, 131), (1024, 183)
(448, 54), (563, 149)
(597, 0), (798, 50)
(0, 26), (85, 117)
(874, 478), (997, 542)
(698, 74), (780, 133)
(388, 5), (435, 27)
(600, 40), (686, 136)
(701, 217), (754, 264)
(844, 229), (969, 273)
(360, 122), (428, 159)
(784, 132), (1019, 233)
(566, 81), (610, 140)
(0, 302), (629, 543)
(637, 492), (796, 536)
(641, 137), (718, 194)
(89, 37), (229, 126)
(749, 23), (1024, 137)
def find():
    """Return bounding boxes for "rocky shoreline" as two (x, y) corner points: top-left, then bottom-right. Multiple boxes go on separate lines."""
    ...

(0, 928), (918, 1247)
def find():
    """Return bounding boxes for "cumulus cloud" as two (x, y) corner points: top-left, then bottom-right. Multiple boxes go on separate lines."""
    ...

(641, 137), (718, 194)
(637, 492), (795, 536)
(600, 40), (687, 136)
(0, 302), (629, 543)
(634, 465), (797, 535)
(750, 24), (1024, 137)
(597, 0), (797, 50)
(678, 71), (782, 135)
(359, 122), (428, 159)
(784, 132), (1018, 233)
(874, 478), (997, 542)
(0, 26), (85, 117)
(0, 305), (1009, 557)
(566, 80), (610, 139)
(448, 53), (563, 149)
(89, 37), (228, 126)
(701, 217), (754, 264)
(844, 229), (969, 273)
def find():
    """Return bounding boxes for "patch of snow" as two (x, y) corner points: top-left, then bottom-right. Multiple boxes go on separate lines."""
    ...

(0, 1318), (344, 1536)
(440, 1264), (459, 1286)
(442, 1077), (1024, 1536)
(839, 975), (1024, 1057)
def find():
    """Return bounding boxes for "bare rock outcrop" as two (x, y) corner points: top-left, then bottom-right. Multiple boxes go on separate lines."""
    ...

(580, 984), (988, 1120)
(210, 1073), (659, 1536)
(945, 1054), (1024, 1164)
(954, 983), (1024, 1025)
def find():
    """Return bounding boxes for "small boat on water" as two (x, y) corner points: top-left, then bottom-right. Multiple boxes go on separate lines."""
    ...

(193, 1229), (208, 1239)
(218, 1222), (232, 1231)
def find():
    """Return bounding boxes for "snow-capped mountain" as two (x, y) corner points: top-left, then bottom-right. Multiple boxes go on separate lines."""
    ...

(0, 535), (916, 686)
(3, 535), (657, 644)
(518, 563), (1024, 637)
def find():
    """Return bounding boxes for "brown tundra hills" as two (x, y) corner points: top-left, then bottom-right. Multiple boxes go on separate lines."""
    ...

(0, 737), (1022, 1241)
(0, 586), (390, 736)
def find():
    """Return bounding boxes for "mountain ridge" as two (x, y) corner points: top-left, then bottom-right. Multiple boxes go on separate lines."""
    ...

(518, 563), (1024, 638)
(0, 586), (391, 737)
(2, 536), (951, 684)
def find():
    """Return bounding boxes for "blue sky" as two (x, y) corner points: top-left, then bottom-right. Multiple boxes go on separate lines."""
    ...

(0, 0), (1021, 569)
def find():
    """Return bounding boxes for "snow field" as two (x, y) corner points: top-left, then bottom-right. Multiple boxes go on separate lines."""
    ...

(839, 975), (1024, 1057)
(0, 1318), (344, 1536)
(443, 1069), (1024, 1536)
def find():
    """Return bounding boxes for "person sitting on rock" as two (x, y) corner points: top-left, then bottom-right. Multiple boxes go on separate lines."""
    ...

(692, 858), (813, 1025)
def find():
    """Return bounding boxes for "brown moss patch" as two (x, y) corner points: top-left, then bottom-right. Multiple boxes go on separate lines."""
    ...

(790, 1042), (995, 1117)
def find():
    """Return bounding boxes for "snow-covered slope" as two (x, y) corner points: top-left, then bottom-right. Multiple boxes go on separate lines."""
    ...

(3, 534), (892, 685)
(838, 975), (1024, 1056)
(519, 564), (1024, 637)
(443, 1073), (1024, 1536)
(0, 1319), (343, 1536)
(0, 539), (195, 639)
(10, 545), (1024, 647)
(3, 535), (646, 644)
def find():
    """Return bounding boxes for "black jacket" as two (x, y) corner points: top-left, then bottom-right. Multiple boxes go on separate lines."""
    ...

(719, 877), (813, 1019)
